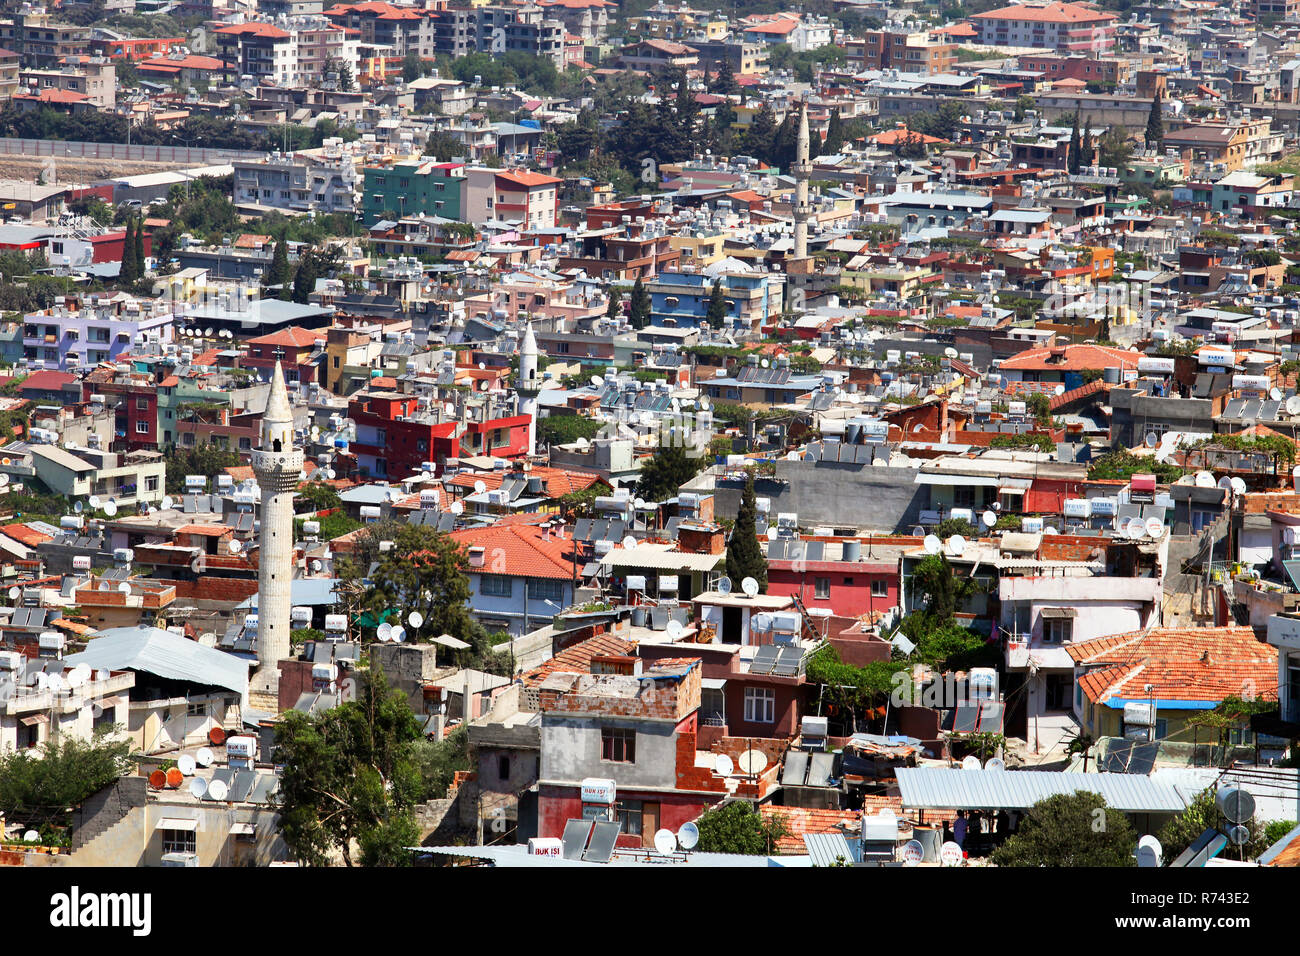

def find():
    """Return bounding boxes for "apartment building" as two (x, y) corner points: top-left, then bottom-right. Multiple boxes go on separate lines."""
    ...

(362, 159), (468, 225)
(20, 56), (115, 109)
(233, 142), (358, 215)
(971, 1), (1118, 54)
(0, 12), (91, 67)
(848, 28), (956, 74)
(465, 167), (562, 229)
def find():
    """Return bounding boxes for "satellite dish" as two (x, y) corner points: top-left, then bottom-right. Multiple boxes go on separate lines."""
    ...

(478, 362), (486, 370)
(717, 577), (733, 595)
(451, 501), (464, 515)
(377, 622), (393, 642)
(961, 755), (982, 770)
(622, 535), (637, 550)
(408, 611), (424, 629)
(677, 821), (700, 850)
(633, 497), (647, 510)
(1043, 526), (1059, 536)
(1230, 476), (1246, 495)
(901, 839), (924, 866)
(118, 582), (131, 594)
(196, 747), (214, 767)
(473, 480), (487, 494)
(944, 347), (958, 359)
(162, 496), (174, 510)
(741, 576), (759, 597)
(229, 539), (243, 553)
(760, 358), (769, 368)
(1271, 387), (1283, 401)
(1144, 432), (1157, 448)
(1145, 517), (1164, 537)
(947, 534), (966, 556)
(940, 841), (964, 866)
(1288, 396), (1300, 416)
(923, 534), (942, 555)
(1126, 517), (1145, 539)
(89, 495), (100, 508)
(653, 828), (677, 855)
(666, 619), (685, 640)
(104, 499), (118, 517)
(177, 754), (197, 776)
(1194, 471), (1215, 488)
(982, 510), (997, 528)
(985, 756), (1006, 771)
(714, 754), (734, 776)
(738, 749), (768, 774)
(74, 500), (83, 514)
(766, 527), (779, 540)
(392, 625), (406, 643)
(189, 778), (208, 799)
(68, 664), (90, 687)
(7, 586), (17, 600)
(1136, 834), (1162, 867)
(590, 374), (604, 387)
(33, 672), (47, 690)
(1217, 476), (1234, 490)
(208, 778), (229, 801)
(23, 831), (40, 843)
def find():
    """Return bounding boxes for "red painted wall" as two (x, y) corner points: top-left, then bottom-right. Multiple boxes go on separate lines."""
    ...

(767, 564), (898, 617)
(536, 784), (721, 844)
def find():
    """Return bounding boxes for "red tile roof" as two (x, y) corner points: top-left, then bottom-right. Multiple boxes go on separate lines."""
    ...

(446, 465), (604, 500)
(450, 522), (579, 580)
(522, 632), (637, 687)
(248, 326), (321, 348)
(0, 522), (53, 547)
(19, 370), (76, 393)
(214, 22), (291, 38)
(972, 2), (1117, 23)
(495, 169), (563, 189)
(999, 343), (1140, 372)
(1067, 626), (1277, 706)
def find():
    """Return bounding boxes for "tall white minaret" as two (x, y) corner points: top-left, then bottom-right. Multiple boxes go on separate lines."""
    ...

(518, 322), (540, 456)
(250, 361), (301, 698)
(793, 100), (811, 263)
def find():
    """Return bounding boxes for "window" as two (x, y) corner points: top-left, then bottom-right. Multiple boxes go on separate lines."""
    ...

(135, 421), (149, 434)
(952, 486), (975, 508)
(615, 799), (643, 835)
(187, 701), (207, 717)
(872, 579), (888, 598)
(162, 828), (196, 856)
(498, 755), (510, 780)
(146, 475), (159, 492)
(480, 575), (512, 597)
(529, 578), (564, 603)
(814, 577), (830, 599)
(600, 727), (635, 762)
(744, 687), (775, 723)
(1043, 616), (1073, 644)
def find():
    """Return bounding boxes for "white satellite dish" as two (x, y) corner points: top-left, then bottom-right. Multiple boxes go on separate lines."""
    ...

(590, 374), (604, 387)
(196, 747), (214, 767)
(229, 539), (242, 553)
(162, 496), (174, 510)
(738, 749), (768, 774)
(88, 495), (100, 508)
(104, 499), (118, 517)
(766, 527), (779, 540)
(962, 755), (982, 770)
(1144, 432), (1157, 448)
(714, 754), (734, 776)
(717, 577), (733, 595)
(208, 778), (229, 801)
(1288, 395), (1300, 416)
(117, 582), (131, 594)
(901, 839), (924, 866)
(392, 626), (406, 643)
(1217, 475), (1234, 491)
(33, 672), (47, 690)
(923, 534), (942, 555)
(1194, 471), (1215, 488)
(677, 821), (700, 850)
(67, 664), (90, 687)
(666, 619), (685, 640)
(377, 622), (393, 642)
(74, 500), (83, 514)
(189, 778), (208, 799)
(633, 497), (646, 510)
(944, 347), (958, 359)
(451, 501), (464, 515)
(653, 828), (677, 855)
(940, 842), (964, 866)
(1271, 387), (1283, 401)
(621, 535), (637, 550)
(1043, 526), (1059, 536)
(1230, 477), (1246, 495)
(1145, 517), (1164, 538)
(7, 586), (17, 600)
(741, 576), (759, 597)
(1126, 517), (1145, 539)
(23, 830), (40, 843)
(177, 754), (197, 776)
(1136, 834), (1162, 868)
(408, 611), (424, 629)
(982, 510), (997, 528)
(474, 480), (488, 494)
(985, 756), (1006, 771)
(947, 534), (966, 556)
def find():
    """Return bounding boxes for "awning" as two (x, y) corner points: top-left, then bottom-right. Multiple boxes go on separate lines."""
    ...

(98, 696), (123, 709)
(1040, 607), (1078, 619)
(914, 473), (1002, 487)
(431, 634), (472, 650)
(998, 486), (1027, 495)
(157, 817), (198, 832)
(701, 678), (728, 690)
(19, 714), (48, 726)
(228, 822), (256, 836)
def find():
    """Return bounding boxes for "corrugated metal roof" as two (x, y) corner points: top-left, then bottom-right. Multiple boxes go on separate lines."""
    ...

(802, 832), (861, 867)
(894, 767), (1187, 812)
(65, 626), (248, 696)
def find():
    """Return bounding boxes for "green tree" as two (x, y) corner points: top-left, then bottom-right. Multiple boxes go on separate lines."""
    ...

(724, 471), (767, 591)
(1068, 112), (1082, 175)
(0, 732), (134, 826)
(134, 215), (146, 274)
(401, 51), (424, 84)
(1158, 787), (1270, 861)
(364, 524), (477, 643)
(263, 234), (292, 297)
(711, 58), (739, 96)
(822, 109), (844, 156)
(291, 248), (319, 304)
(605, 288), (622, 320)
(635, 442), (702, 502)
(1146, 89), (1164, 149)
(741, 101), (778, 162)
(120, 216), (138, 282)
(694, 801), (788, 855)
(273, 665), (424, 866)
(628, 275), (651, 330)
(706, 279), (728, 326)
(411, 724), (471, 800)
(297, 480), (343, 513)
(162, 443), (241, 489)
(991, 792), (1137, 867)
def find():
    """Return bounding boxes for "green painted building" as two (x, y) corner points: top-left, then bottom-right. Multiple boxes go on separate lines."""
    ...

(362, 160), (468, 225)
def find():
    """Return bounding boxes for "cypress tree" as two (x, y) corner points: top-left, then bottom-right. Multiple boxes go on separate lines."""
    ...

(292, 248), (318, 305)
(706, 279), (727, 326)
(265, 235), (291, 297)
(1067, 112), (1081, 175)
(823, 109), (844, 156)
(134, 215), (145, 275)
(605, 288), (622, 320)
(120, 216), (137, 282)
(1146, 89), (1164, 150)
(628, 276), (651, 330)
(725, 472), (768, 592)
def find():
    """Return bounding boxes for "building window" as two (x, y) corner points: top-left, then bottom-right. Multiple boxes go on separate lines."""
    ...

(146, 475), (160, 492)
(600, 727), (635, 763)
(530, 578), (564, 603)
(871, 579), (888, 598)
(615, 799), (643, 835)
(498, 755), (510, 780)
(1042, 616), (1073, 644)
(744, 687), (775, 723)
(480, 574), (512, 597)
(162, 828), (196, 856)
(135, 421), (149, 434)
(187, 701), (207, 717)
(814, 577), (830, 599)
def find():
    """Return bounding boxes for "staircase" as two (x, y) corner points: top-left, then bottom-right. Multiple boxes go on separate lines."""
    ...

(70, 777), (147, 853)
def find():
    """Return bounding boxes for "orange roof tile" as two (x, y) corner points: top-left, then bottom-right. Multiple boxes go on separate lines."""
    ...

(249, 326), (321, 348)
(999, 343), (1140, 372)
(522, 632), (636, 687)
(446, 465), (603, 500)
(0, 522), (53, 547)
(449, 522), (579, 580)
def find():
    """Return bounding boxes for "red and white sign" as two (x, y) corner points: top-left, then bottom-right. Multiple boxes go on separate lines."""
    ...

(580, 777), (616, 804)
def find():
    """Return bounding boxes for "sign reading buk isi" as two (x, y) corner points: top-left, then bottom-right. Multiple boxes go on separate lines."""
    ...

(580, 777), (616, 805)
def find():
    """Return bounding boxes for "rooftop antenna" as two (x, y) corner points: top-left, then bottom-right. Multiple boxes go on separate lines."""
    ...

(717, 576), (733, 595)
(741, 576), (759, 597)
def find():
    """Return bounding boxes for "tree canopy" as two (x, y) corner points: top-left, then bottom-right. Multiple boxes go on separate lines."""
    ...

(991, 792), (1137, 867)
(724, 471), (768, 591)
(0, 732), (135, 827)
(694, 801), (789, 855)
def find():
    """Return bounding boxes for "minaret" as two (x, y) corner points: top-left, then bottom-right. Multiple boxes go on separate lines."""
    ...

(250, 361), (301, 700)
(788, 101), (814, 277)
(518, 322), (540, 457)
